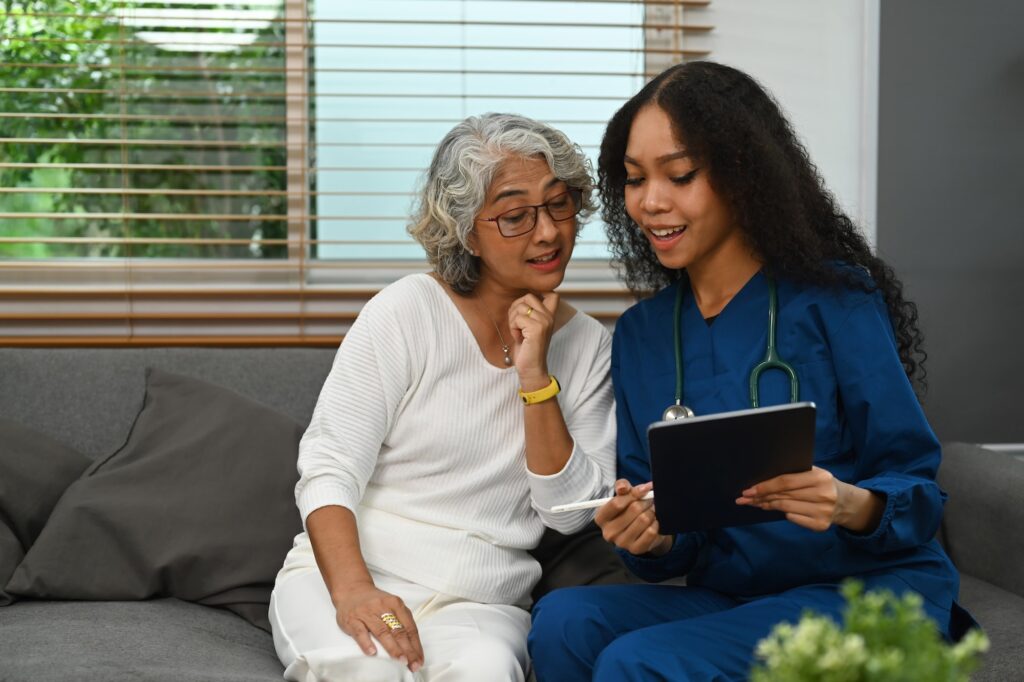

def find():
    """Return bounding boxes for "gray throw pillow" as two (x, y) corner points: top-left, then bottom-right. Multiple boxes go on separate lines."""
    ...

(0, 418), (91, 606)
(0, 528), (21, 606)
(5, 369), (305, 630)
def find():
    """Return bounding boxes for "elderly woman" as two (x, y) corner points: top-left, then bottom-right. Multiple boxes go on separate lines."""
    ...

(268, 113), (617, 682)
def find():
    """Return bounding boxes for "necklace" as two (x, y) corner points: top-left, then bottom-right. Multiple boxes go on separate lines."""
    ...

(491, 318), (513, 366)
(473, 298), (512, 366)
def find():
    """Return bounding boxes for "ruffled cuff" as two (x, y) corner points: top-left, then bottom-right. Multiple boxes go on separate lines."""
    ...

(834, 481), (899, 551)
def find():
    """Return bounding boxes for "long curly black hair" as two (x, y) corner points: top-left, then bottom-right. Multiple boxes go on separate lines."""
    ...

(598, 61), (926, 390)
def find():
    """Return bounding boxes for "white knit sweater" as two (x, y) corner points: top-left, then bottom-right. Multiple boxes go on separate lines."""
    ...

(294, 274), (617, 606)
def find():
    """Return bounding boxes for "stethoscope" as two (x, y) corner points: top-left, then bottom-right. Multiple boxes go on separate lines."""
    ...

(662, 276), (800, 421)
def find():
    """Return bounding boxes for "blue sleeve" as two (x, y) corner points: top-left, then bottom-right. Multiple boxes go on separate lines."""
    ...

(611, 320), (653, 488)
(611, 318), (706, 581)
(829, 291), (946, 553)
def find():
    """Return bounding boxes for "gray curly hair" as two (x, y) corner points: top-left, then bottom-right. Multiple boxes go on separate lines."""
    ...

(408, 113), (596, 294)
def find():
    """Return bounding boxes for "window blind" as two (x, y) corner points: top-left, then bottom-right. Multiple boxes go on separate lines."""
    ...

(0, 0), (712, 346)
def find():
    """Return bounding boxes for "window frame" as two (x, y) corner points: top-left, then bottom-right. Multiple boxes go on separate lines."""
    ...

(0, 0), (720, 345)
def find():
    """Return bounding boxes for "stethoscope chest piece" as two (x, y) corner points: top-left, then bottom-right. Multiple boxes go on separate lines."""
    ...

(662, 403), (695, 421)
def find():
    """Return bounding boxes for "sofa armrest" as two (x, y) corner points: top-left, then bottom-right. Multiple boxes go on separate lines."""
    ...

(937, 442), (1024, 599)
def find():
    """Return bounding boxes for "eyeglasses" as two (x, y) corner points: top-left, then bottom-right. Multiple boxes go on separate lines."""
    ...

(477, 188), (583, 238)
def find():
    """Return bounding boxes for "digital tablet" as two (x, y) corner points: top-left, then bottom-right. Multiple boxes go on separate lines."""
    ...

(647, 402), (816, 534)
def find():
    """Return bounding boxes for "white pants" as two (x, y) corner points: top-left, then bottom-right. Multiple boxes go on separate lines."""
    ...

(270, 556), (530, 682)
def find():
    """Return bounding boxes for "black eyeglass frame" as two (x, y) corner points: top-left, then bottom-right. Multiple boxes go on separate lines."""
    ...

(475, 188), (584, 238)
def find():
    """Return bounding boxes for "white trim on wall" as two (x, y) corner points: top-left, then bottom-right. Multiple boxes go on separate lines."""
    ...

(860, 0), (880, 248)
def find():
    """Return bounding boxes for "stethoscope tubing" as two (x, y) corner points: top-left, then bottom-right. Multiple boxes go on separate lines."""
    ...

(664, 275), (799, 421)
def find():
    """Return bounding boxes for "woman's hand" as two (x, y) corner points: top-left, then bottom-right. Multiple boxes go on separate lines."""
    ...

(508, 292), (558, 390)
(594, 479), (673, 557)
(736, 466), (884, 533)
(332, 581), (424, 673)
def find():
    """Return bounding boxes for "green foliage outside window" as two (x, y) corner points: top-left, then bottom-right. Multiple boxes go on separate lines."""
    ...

(751, 581), (988, 682)
(0, 0), (291, 259)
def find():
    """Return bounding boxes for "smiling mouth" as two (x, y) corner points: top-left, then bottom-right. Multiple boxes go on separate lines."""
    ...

(528, 250), (559, 264)
(648, 225), (687, 240)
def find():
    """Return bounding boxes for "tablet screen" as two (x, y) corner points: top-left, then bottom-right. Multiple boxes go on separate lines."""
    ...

(647, 402), (816, 533)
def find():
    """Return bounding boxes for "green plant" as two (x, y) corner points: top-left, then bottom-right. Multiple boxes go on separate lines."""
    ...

(751, 581), (988, 682)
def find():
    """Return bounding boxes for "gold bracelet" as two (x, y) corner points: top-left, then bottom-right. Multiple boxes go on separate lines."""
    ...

(518, 375), (560, 405)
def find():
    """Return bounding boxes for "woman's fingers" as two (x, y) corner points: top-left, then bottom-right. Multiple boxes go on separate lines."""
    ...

(619, 504), (661, 553)
(539, 292), (559, 316)
(509, 294), (554, 334)
(735, 489), (836, 532)
(602, 504), (645, 544)
(737, 486), (835, 506)
(366, 614), (410, 666)
(345, 620), (378, 657)
(391, 600), (424, 671)
(753, 498), (823, 517)
(338, 595), (423, 672)
(742, 466), (832, 498)
(609, 496), (665, 555)
(596, 481), (658, 551)
(595, 480), (650, 525)
(508, 294), (556, 372)
(783, 511), (833, 532)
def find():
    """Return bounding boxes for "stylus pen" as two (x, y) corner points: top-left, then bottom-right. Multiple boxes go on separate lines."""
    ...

(550, 490), (654, 513)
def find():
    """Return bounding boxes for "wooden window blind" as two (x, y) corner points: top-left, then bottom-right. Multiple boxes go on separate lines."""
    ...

(0, 0), (711, 346)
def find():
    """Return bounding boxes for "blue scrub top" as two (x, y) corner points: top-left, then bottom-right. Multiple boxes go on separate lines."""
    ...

(611, 269), (962, 633)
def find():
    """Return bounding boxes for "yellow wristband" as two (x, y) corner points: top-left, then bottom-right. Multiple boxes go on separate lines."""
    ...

(519, 375), (560, 405)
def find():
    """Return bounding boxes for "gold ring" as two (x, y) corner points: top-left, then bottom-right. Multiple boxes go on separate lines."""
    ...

(380, 612), (404, 632)
(525, 306), (533, 317)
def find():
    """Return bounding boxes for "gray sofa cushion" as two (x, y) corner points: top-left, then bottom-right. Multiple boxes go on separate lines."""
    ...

(938, 442), (1024, 596)
(0, 530), (21, 607)
(5, 369), (305, 631)
(958, 574), (1024, 682)
(0, 599), (282, 682)
(0, 418), (91, 605)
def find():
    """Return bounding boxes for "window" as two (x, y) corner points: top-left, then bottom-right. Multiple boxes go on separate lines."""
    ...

(0, 0), (711, 345)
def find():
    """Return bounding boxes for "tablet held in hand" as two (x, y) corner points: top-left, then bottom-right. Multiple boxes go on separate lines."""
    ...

(647, 402), (816, 533)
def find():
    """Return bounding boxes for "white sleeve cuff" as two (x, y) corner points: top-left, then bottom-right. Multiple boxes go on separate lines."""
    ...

(296, 476), (361, 529)
(527, 440), (610, 532)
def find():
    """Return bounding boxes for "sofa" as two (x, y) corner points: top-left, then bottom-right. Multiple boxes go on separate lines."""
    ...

(0, 347), (636, 682)
(0, 347), (1020, 681)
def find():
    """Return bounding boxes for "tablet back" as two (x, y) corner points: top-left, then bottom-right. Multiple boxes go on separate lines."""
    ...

(647, 402), (816, 534)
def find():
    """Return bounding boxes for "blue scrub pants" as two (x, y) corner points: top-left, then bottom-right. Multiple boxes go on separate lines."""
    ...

(528, 583), (847, 682)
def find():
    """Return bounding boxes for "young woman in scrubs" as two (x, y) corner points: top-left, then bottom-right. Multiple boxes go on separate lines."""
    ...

(528, 61), (973, 681)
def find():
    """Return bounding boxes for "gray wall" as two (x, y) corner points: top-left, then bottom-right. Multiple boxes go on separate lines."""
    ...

(878, 0), (1024, 443)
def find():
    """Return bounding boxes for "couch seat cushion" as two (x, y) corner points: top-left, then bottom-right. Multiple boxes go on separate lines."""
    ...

(958, 573), (1024, 682)
(0, 599), (283, 682)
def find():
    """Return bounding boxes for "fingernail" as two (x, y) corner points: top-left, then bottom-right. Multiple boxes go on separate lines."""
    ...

(399, 656), (408, 665)
(411, 662), (422, 672)
(742, 487), (755, 496)
(368, 647), (376, 655)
